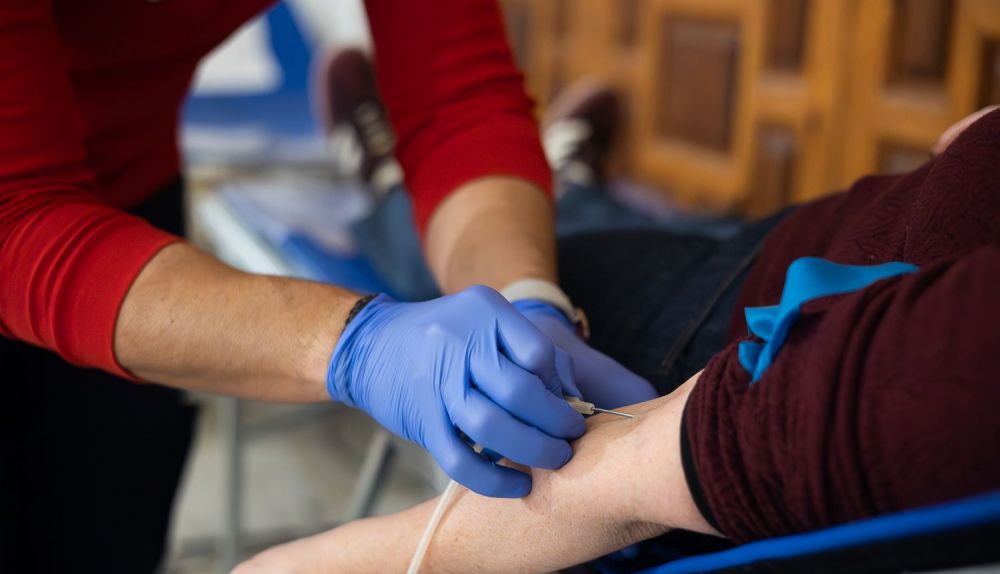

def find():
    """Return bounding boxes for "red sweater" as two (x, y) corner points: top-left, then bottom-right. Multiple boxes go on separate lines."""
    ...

(687, 109), (1000, 542)
(0, 0), (550, 377)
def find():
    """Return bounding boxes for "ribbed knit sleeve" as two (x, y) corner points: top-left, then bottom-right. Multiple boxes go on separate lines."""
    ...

(364, 0), (553, 234)
(0, 0), (178, 377)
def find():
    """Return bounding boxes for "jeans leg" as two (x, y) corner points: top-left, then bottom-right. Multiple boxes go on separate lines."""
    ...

(556, 209), (792, 395)
(556, 182), (664, 237)
(557, 229), (719, 394)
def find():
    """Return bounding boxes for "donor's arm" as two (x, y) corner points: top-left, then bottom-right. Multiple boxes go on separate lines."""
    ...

(234, 374), (717, 574)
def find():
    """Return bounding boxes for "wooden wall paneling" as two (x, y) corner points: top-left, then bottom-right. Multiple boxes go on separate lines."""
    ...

(499, 0), (620, 116)
(545, 0), (570, 102)
(620, 0), (644, 48)
(746, 0), (808, 210)
(888, 0), (955, 89)
(840, 0), (1000, 182)
(765, 0), (809, 72)
(842, 0), (954, 181)
(632, 0), (760, 210)
(793, 0), (856, 199)
(726, 0), (762, 213)
(657, 18), (741, 151)
(557, 0), (614, 91)
(747, 124), (798, 216)
(841, 0), (898, 181)
(576, 0), (641, 83)
(951, 0), (1000, 113)
(981, 37), (1000, 105)
(570, 0), (648, 176)
(501, 0), (997, 212)
(753, 0), (807, 210)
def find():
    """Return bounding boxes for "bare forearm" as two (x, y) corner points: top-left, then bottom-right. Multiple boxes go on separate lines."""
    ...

(237, 375), (714, 574)
(314, 481), (655, 573)
(114, 242), (359, 401)
(410, 382), (712, 573)
(425, 177), (557, 293)
(238, 419), (659, 574)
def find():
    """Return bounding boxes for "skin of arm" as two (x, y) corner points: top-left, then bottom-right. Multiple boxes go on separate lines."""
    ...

(114, 242), (356, 402)
(113, 174), (556, 401)
(233, 373), (717, 574)
(425, 176), (558, 293)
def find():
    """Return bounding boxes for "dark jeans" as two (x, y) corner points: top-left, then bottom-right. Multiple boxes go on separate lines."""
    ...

(556, 208), (791, 396)
(0, 179), (197, 574)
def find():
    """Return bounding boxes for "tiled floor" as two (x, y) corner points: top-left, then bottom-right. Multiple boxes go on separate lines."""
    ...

(162, 397), (440, 573)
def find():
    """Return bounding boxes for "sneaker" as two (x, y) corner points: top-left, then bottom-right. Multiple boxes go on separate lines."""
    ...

(543, 79), (621, 189)
(313, 47), (403, 195)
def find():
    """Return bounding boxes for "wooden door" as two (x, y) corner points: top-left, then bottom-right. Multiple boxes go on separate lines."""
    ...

(842, 0), (1000, 182)
(498, 0), (1000, 215)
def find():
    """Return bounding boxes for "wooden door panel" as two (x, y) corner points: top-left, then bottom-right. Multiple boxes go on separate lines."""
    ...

(747, 124), (797, 216)
(888, 0), (955, 89)
(979, 37), (1000, 105)
(765, 0), (809, 73)
(657, 18), (740, 151)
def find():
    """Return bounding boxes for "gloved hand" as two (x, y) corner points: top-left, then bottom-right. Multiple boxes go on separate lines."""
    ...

(512, 299), (658, 409)
(328, 286), (586, 498)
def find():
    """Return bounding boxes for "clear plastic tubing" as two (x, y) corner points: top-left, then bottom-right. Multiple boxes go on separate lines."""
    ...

(406, 479), (461, 574)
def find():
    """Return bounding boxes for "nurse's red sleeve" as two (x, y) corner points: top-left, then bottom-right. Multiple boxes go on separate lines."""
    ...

(363, 0), (552, 234)
(0, 0), (178, 377)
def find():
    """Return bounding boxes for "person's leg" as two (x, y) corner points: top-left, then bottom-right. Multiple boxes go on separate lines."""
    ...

(0, 179), (197, 573)
(555, 208), (791, 395)
(555, 181), (667, 237)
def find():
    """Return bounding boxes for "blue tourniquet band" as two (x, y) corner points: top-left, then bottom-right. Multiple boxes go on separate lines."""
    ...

(738, 257), (918, 383)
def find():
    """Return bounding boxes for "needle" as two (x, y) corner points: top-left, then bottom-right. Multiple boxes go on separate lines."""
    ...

(590, 406), (636, 419)
(563, 396), (636, 419)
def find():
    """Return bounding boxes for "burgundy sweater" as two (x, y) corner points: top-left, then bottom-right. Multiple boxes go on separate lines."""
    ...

(686, 108), (1000, 543)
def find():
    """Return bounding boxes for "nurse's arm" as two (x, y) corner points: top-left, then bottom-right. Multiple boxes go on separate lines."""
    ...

(234, 374), (717, 574)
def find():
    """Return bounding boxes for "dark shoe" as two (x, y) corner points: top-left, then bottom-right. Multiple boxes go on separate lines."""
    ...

(314, 47), (401, 193)
(543, 79), (621, 187)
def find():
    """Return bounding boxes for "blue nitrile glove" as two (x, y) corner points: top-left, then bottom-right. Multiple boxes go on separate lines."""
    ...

(512, 299), (658, 409)
(328, 286), (586, 498)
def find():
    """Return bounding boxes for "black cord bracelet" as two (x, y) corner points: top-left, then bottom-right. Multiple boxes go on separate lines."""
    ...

(344, 293), (378, 328)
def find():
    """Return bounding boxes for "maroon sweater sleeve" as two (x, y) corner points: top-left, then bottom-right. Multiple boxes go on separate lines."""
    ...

(685, 109), (1000, 543)
(688, 247), (1000, 542)
(363, 0), (552, 234)
(0, 0), (178, 377)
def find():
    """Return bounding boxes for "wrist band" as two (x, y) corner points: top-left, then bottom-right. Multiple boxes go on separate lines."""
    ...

(499, 278), (575, 320)
(344, 293), (378, 328)
(501, 278), (590, 339)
